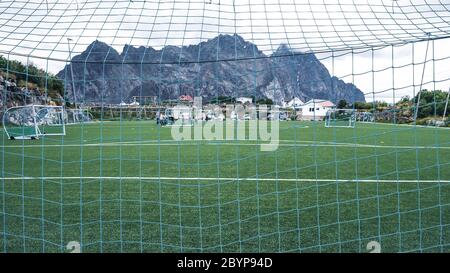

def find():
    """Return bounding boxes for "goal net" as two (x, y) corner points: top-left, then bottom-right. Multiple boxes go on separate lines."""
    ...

(1, 0), (450, 254)
(325, 109), (356, 128)
(65, 108), (93, 125)
(2, 105), (65, 139)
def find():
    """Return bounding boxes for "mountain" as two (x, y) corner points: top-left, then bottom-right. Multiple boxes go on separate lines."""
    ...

(56, 34), (365, 104)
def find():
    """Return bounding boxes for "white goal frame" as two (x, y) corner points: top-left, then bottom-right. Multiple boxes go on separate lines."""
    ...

(3, 105), (66, 140)
(325, 108), (356, 128)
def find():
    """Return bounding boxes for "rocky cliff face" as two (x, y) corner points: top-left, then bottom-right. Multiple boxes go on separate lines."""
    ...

(57, 34), (365, 104)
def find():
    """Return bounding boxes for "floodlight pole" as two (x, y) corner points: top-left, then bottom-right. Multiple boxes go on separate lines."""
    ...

(67, 38), (77, 108)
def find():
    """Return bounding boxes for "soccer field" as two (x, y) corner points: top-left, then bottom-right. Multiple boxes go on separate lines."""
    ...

(1, 121), (449, 252)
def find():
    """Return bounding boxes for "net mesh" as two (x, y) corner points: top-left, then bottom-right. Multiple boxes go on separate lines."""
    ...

(325, 109), (356, 128)
(0, 0), (449, 253)
(65, 108), (93, 125)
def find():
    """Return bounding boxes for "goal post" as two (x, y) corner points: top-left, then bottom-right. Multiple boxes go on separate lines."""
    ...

(325, 109), (356, 128)
(35, 105), (66, 136)
(2, 105), (66, 140)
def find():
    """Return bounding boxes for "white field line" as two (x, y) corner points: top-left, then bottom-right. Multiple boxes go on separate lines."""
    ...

(1, 121), (448, 130)
(1, 140), (450, 150)
(379, 122), (450, 130)
(33, 121), (450, 129)
(1, 176), (449, 183)
(59, 121), (450, 129)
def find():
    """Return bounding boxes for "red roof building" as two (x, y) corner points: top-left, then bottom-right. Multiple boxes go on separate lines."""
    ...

(179, 95), (194, 102)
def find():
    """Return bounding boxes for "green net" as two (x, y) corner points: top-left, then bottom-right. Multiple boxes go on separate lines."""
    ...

(0, 0), (449, 253)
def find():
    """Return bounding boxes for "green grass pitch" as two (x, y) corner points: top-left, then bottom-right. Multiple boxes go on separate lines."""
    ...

(1, 121), (449, 252)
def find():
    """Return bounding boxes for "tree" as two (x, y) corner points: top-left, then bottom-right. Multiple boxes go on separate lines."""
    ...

(0, 55), (64, 98)
(337, 99), (348, 109)
(413, 89), (449, 118)
(354, 101), (372, 110)
(209, 96), (235, 104)
(256, 98), (273, 105)
(399, 95), (410, 103)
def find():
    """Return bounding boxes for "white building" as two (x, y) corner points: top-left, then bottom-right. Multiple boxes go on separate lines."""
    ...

(129, 101), (140, 107)
(236, 97), (253, 104)
(297, 99), (335, 120)
(119, 100), (140, 107)
(284, 97), (304, 109)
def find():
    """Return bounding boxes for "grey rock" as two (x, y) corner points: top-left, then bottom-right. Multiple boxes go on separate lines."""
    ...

(57, 34), (365, 104)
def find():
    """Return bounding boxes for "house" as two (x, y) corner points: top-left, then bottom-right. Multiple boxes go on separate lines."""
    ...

(297, 99), (335, 120)
(236, 97), (253, 104)
(118, 99), (140, 107)
(179, 95), (194, 103)
(284, 97), (304, 109)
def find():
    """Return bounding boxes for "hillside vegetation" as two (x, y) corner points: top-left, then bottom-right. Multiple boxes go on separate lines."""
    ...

(0, 55), (64, 100)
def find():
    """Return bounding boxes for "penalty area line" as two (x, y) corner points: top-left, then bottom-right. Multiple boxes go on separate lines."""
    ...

(2, 141), (450, 149)
(1, 177), (449, 183)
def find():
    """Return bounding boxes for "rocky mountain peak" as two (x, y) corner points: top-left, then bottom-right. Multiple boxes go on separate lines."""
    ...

(57, 35), (366, 104)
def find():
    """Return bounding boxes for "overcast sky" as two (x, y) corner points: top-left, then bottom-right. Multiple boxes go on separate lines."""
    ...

(1, 0), (450, 102)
